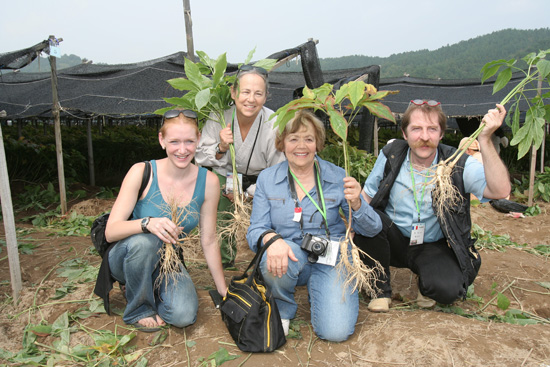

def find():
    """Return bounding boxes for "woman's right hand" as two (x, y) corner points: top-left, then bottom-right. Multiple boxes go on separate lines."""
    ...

(266, 238), (298, 278)
(218, 123), (233, 153)
(148, 217), (181, 245)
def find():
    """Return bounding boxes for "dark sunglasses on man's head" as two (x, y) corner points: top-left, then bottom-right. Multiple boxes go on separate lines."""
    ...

(163, 109), (198, 122)
(238, 64), (268, 77)
(410, 99), (441, 107)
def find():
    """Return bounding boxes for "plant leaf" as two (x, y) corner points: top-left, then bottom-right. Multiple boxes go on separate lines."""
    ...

(496, 292), (510, 310)
(167, 77), (196, 92)
(493, 67), (512, 94)
(362, 101), (396, 122)
(212, 53), (227, 87)
(327, 108), (347, 141)
(347, 81), (365, 109)
(537, 59), (550, 79)
(195, 89), (211, 111)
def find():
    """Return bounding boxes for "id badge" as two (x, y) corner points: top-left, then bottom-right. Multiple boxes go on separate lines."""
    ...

(225, 172), (242, 194)
(293, 207), (302, 222)
(315, 240), (340, 267)
(410, 222), (425, 245)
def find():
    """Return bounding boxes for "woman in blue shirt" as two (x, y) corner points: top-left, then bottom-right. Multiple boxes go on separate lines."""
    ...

(104, 110), (227, 332)
(246, 110), (381, 342)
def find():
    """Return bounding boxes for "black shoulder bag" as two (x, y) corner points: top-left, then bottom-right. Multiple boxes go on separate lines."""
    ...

(90, 161), (151, 258)
(218, 232), (286, 352)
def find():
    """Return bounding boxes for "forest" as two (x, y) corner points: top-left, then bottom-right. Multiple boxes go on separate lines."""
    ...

(281, 28), (550, 79)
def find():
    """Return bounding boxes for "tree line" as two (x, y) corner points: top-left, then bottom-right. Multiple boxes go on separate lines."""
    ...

(280, 28), (550, 80)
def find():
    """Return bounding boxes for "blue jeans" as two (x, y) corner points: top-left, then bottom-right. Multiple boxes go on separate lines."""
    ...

(260, 240), (359, 342)
(108, 233), (198, 328)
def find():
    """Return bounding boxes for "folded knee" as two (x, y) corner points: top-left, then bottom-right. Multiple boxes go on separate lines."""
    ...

(314, 323), (354, 343)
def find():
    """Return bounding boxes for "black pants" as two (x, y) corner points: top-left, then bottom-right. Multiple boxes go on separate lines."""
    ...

(354, 210), (464, 304)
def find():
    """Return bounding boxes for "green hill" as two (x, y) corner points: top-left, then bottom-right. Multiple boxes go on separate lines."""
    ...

(281, 28), (550, 79)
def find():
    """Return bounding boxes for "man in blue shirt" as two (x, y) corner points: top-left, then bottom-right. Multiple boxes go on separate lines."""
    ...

(355, 100), (511, 312)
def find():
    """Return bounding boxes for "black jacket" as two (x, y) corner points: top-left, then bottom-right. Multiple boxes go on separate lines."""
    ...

(370, 140), (481, 299)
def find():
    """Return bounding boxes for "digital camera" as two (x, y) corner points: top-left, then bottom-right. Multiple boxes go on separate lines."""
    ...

(301, 233), (328, 263)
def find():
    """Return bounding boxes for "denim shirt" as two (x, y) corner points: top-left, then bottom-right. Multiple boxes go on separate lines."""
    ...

(364, 149), (487, 242)
(247, 157), (382, 252)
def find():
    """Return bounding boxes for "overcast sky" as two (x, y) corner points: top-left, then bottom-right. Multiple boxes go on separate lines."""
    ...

(2, 0), (549, 65)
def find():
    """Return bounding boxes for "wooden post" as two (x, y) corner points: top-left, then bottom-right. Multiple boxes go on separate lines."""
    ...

(86, 118), (95, 186)
(0, 123), (23, 302)
(49, 35), (67, 214)
(182, 0), (196, 62)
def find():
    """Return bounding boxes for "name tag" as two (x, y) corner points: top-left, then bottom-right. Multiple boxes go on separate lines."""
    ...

(224, 172), (242, 194)
(293, 207), (302, 222)
(410, 222), (425, 245)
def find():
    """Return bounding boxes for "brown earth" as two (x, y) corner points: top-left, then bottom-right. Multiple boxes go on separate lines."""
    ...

(0, 199), (549, 366)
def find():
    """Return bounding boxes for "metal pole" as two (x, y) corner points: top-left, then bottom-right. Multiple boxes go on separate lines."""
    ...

(182, 0), (196, 62)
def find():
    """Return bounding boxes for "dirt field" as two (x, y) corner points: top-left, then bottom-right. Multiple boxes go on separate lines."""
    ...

(0, 199), (549, 366)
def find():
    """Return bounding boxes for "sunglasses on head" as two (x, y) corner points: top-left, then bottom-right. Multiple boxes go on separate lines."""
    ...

(237, 64), (268, 77)
(410, 99), (441, 107)
(163, 109), (198, 122)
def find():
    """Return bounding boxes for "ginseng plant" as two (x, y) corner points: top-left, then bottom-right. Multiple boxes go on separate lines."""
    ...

(155, 50), (276, 256)
(431, 49), (550, 216)
(272, 81), (397, 294)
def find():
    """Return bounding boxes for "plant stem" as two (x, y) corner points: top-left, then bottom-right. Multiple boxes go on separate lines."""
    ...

(444, 123), (486, 167)
(479, 280), (516, 312)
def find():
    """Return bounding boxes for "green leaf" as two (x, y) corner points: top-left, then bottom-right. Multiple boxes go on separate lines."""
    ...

(149, 330), (168, 346)
(210, 347), (240, 365)
(30, 324), (52, 337)
(496, 292), (510, 310)
(253, 58), (277, 71)
(493, 67), (512, 94)
(537, 59), (550, 79)
(167, 77), (196, 92)
(212, 53), (227, 87)
(347, 81), (365, 109)
(195, 89), (211, 111)
(535, 281), (550, 289)
(327, 108), (347, 141)
(481, 64), (502, 83)
(334, 84), (349, 104)
(184, 58), (203, 88)
(164, 96), (193, 106)
(302, 86), (315, 99)
(362, 101), (396, 122)
(244, 47), (256, 65)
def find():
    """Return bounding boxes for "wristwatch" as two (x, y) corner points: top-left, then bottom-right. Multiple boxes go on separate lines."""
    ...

(215, 144), (226, 155)
(141, 217), (151, 233)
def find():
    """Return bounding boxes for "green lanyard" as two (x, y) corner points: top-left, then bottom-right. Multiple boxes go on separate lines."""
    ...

(410, 162), (429, 223)
(289, 163), (327, 225)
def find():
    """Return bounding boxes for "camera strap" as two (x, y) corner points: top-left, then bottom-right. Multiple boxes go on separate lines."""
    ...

(287, 160), (330, 240)
(231, 107), (263, 176)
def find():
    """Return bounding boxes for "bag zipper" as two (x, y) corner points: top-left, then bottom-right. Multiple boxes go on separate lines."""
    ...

(226, 289), (251, 308)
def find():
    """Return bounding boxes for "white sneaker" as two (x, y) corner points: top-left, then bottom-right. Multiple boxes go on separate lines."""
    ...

(416, 290), (436, 308)
(281, 318), (290, 336)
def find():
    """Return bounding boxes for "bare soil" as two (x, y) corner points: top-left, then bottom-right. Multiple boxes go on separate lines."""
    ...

(0, 199), (549, 366)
